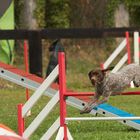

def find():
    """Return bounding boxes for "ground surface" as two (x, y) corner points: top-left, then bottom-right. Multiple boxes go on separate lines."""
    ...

(0, 86), (140, 140)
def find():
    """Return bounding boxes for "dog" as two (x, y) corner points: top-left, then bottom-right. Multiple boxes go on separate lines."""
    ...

(80, 63), (140, 114)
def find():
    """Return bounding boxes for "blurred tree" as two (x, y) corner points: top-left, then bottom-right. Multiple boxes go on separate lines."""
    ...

(14, 0), (140, 29)
(15, 0), (45, 28)
(35, 0), (46, 28)
(22, 0), (38, 29)
(69, 0), (108, 28)
(14, 0), (23, 28)
(125, 0), (140, 26)
(45, 0), (70, 28)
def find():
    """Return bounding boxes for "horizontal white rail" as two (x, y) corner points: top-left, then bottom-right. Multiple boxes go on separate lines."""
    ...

(66, 117), (140, 121)
(104, 39), (126, 69)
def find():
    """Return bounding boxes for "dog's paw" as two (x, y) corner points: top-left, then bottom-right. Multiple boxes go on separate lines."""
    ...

(80, 107), (91, 114)
(80, 109), (91, 114)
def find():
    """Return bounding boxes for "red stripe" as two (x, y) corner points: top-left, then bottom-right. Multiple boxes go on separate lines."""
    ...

(125, 31), (131, 64)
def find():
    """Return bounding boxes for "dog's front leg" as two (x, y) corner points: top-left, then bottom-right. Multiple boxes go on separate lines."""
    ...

(80, 96), (109, 114)
(84, 96), (109, 114)
(85, 97), (108, 112)
(80, 103), (97, 114)
(95, 96), (109, 106)
(80, 94), (100, 114)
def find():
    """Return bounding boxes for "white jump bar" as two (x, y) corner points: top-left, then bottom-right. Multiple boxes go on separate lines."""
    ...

(66, 117), (140, 121)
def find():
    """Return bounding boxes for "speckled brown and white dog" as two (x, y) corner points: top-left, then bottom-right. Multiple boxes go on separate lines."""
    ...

(80, 63), (140, 114)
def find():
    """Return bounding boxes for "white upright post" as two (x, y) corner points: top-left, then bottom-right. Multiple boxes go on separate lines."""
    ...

(132, 32), (139, 88)
(134, 32), (139, 65)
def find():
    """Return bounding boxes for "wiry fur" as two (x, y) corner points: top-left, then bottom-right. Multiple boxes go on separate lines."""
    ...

(80, 64), (140, 114)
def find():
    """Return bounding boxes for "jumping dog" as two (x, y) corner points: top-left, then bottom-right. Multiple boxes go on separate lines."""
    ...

(80, 64), (140, 114)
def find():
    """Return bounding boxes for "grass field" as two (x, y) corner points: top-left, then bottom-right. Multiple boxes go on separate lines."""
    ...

(1, 44), (140, 139)
(0, 85), (140, 140)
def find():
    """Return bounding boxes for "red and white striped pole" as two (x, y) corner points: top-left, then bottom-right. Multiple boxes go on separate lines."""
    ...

(17, 104), (24, 136)
(58, 52), (67, 140)
(125, 31), (131, 64)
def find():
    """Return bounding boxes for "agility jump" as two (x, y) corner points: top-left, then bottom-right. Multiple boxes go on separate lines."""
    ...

(16, 52), (140, 140)
(0, 52), (140, 139)
(101, 32), (139, 72)
(57, 52), (140, 140)
(0, 32), (140, 139)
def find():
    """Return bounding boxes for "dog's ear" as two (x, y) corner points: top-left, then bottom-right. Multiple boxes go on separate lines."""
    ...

(88, 70), (96, 85)
(88, 71), (93, 80)
(108, 66), (114, 70)
(102, 66), (114, 72)
(102, 66), (114, 74)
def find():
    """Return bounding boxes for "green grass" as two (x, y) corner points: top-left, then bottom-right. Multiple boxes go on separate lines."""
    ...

(8, 36), (140, 139)
(0, 87), (140, 140)
(1, 46), (140, 139)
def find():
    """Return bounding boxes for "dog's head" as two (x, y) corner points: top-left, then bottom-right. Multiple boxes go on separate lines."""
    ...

(88, 66), (114, 86)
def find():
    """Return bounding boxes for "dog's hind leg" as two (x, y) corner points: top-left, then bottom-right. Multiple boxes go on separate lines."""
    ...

(133, 76), (140, 87)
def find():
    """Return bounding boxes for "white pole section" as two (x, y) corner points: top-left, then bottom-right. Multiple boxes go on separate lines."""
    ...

(66, 117), (140, 121)
(40, 117), (60, 140)
(67, 128), (74, 140)
(134, 32), (139, 65)
(55, 127), (64, 140)
(104, 39), (126, 69)
(111, 53), (127, 73)
(22, 65), (58, 117)
(23, 92), (59, 138)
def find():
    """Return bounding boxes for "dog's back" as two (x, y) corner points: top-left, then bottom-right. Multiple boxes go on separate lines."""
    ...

(103, 64), (140, 95)
(80, 63), (140, 114)
(118, 63), (140, 75)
